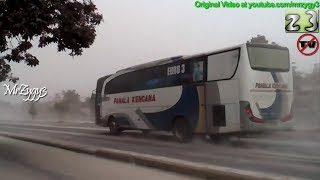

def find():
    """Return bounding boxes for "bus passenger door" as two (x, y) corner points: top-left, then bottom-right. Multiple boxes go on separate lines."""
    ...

(205, 79), (241, 134)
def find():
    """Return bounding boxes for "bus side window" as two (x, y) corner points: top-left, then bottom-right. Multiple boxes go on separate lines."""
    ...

(207, 49), (240, 81)
(104, 84), (109, 95)
(192, 61), (204, 82)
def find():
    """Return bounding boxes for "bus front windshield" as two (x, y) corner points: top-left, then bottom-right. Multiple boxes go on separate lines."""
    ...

(247, 45), (290, 72)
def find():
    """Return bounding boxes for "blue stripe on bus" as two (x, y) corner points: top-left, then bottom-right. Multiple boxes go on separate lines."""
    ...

(256, 72), (282, 120)
(144, 85), (199, 131)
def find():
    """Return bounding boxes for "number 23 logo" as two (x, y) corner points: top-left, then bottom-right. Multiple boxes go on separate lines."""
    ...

(286, 10), (319, 32)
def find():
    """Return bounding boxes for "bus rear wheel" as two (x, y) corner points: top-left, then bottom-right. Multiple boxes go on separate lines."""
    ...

(108, 117), (120, 135)
(173, 117), (192, 142)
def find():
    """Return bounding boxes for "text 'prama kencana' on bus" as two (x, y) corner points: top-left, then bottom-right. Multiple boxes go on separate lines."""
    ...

(194, 1), (320, 9)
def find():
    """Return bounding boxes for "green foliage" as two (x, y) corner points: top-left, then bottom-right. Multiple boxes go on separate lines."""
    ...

(0, 0), (103, 82)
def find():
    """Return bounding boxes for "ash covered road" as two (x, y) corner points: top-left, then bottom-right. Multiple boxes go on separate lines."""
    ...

(0, 136), (196, 180)
(0, 120), (319, 179)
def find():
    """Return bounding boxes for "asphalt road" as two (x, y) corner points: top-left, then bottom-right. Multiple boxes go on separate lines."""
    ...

(0, 135), (198, 180)
(0, 120), (319, 179)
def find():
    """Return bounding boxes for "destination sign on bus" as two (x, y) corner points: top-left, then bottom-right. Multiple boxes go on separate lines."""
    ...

(113, 94), (156, 104)
(255, 83), (288, 89)
(167, 64), (186, 76)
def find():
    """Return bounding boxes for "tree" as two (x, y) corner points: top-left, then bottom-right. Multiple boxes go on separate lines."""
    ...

(53, 89), (82, 118)
(82, 95), (95, 119)
(61, 90), (81, 105)
(247, 35), (268, 44)
(53, 101), (67, 119)
(82, 97), (92, 107)
(28, 102), (38, 119)
(0, 0), (103, 82)
(247, 35), (280, 46)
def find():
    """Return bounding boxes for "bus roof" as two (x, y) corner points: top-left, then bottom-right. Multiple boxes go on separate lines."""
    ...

(96, 74), (112, 92)
(117, 56), (183, 73)
(114, 43), (286, 74)
(116, 44), (244, 73)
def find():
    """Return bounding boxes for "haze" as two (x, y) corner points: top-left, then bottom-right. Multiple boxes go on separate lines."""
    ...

(0, 0), (319, 103)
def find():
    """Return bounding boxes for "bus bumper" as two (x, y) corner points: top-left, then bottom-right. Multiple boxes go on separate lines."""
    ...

(242, 118), (295, 132)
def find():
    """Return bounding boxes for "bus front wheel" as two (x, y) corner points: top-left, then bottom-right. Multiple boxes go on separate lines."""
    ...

(173, 117), (192, 142)
(108, 117), (120, 135)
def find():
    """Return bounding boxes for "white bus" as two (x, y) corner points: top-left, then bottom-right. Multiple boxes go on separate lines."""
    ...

(95, 43), (293, 141)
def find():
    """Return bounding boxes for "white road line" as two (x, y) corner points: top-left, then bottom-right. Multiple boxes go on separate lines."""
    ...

(1, 125), (319, 165)
(0, 125), (104, 138)
(239, 138), (320, 149)
(0, 122), (104, 131)
(0, 125), (180, 148)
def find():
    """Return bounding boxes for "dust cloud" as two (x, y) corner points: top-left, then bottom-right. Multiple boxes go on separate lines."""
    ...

(0, 100), (94, 124)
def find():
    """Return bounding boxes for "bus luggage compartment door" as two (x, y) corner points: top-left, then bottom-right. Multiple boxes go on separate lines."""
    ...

(205, 79), (240, 134)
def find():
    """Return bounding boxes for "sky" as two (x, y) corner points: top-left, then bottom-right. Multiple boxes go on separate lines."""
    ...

(0, 0), (319, 103)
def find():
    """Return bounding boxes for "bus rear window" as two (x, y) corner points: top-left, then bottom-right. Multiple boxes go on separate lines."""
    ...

(247, 46), (290, 72)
